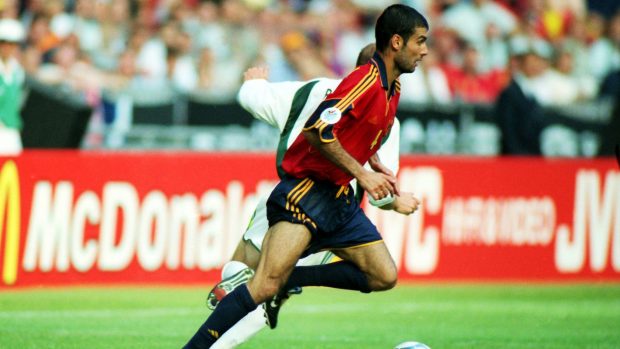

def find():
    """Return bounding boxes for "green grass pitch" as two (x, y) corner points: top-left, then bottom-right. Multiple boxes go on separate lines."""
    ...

(1, 284), (619, 349)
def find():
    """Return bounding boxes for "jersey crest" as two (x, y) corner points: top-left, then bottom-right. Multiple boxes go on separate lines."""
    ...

(319, 107), (342, 125)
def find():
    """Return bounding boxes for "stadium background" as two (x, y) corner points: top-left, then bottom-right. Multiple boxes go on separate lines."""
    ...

(1, 0), (620, 348)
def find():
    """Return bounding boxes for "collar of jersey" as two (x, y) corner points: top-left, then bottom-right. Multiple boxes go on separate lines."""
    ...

(370, 52), (397, 96)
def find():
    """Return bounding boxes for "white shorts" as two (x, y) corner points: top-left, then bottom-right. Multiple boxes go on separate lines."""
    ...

(243, 196), (335, 266)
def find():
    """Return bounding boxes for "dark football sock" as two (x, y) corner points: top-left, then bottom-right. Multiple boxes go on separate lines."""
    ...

(284, 261), (372, 293)
(182, 284), (257, 349)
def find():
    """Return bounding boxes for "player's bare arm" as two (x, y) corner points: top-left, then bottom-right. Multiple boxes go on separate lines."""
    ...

(368, 153), (394, 176)
(302, 129), (397, 200)
(368, 153), (391, 175)
(378, 192), (421, 215)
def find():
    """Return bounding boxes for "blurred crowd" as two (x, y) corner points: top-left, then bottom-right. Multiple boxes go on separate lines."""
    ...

(1, 0), (620, 108)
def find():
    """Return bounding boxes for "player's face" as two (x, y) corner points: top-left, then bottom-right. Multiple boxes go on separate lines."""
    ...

(395, 27), (428, 74)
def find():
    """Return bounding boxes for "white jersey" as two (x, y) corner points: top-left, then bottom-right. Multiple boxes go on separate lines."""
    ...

(237, 78), (401, 262)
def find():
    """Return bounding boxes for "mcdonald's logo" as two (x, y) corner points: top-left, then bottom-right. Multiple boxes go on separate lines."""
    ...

(0, 160), (20, 285)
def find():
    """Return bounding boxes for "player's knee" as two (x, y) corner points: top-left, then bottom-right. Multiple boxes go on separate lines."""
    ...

(369, 266), (398, 291)
(382, 271), (398, 290)
(374, 275), (397, 291)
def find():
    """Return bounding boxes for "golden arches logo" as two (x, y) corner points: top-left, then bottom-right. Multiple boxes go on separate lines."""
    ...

(0, 160), (20, 285)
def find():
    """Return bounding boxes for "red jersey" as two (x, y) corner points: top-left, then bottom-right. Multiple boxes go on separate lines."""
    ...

(281, 52), (401, 186)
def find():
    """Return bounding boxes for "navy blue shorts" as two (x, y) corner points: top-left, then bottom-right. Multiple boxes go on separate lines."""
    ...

(266, 176), (382, 257)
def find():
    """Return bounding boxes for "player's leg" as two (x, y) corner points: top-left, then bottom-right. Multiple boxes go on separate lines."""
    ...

(210, 306), (266, 349)
(264, 242), (396, 331)
(282, 201), (397, 293)
(211, 229), (322, 348)
(207, 228), (277, 348)
(229, 199), (269, 270)
(229, 239), (261, 270)
(282, 244), (396, 293)
(183, 221), (310, 349)
(210, 243), (333, 310)
(330, 241), (397, 291)
(206, 204), (267, 310)
(262, 203), (393, 328)
(214, 238), (260, 301)
(246, 220), (311, 303)
(206, 241), (257, 310)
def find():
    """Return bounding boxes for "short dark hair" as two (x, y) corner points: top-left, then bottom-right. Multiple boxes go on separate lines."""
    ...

(375, 4), (429, 51)
(355, 43), (376, 67)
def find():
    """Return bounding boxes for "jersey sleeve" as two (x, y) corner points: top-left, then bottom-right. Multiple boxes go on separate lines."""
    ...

(237, 79), (307, 132)
(302, 65), (379, 143)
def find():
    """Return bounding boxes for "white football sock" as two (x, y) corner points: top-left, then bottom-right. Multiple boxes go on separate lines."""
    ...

(221, 261), (250, 280)
(211, 305), (267, 349)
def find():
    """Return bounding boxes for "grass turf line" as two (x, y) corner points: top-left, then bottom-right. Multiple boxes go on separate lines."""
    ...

(0, 284), (619, 349)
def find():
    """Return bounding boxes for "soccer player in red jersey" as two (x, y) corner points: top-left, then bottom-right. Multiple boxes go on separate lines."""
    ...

(183, 5), (429, 348)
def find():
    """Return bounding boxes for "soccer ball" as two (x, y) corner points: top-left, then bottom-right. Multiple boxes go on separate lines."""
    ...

(394, 341), (431, 349)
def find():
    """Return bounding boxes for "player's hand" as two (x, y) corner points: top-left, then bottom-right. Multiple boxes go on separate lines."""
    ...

(392, 192), (421, 215)
(366, 155), (400, 195)
(358, 170), (398, 201)
(243, 66), (269, 81)
(369, 158), (393, 177)
(368, 160), (400, 195)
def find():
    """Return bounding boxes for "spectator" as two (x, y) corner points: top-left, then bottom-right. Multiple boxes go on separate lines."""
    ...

(588, 12), (620, 81)
(92, 0), (131, 71)
(196, 47), (216, 90)
(314, 1), (372, 75)
(545, 48), (597, 103)
(507, 36), (561, 106)
(27, 13), (61, 59)
(433, 28), (462, 68)
(3, 0), (612, 156)
(259, 8), (302, 82)
(47, 0), (74, 40)
(443, 43), (507, 104)
(128, 26), (167, 81)
(103, 48), (139, 91)
(20, 0), (45, 33)
(525, 0), (575, 43)
(399, 50), (452, 105)
(599, 77), (620, 155)
(0, 19), (26, 155)
(440, 0), (518, 44)
(73, 0), (104, 53)
(195, 0), (226, 55)
(194, 46), (241, 97)
(167, 31), (198, 93)
(480, 23), (509, 72)
(279, 31), (335, 81)
(496, 44), (549, 155)
(36, 38), (104, 101)
(599, 68), (620, 100)
(561, 16), (591, 79)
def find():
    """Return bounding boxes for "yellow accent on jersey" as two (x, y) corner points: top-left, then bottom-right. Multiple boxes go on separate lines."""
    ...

(334, 66), (378, 112)
(370, 130), (383, 149)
